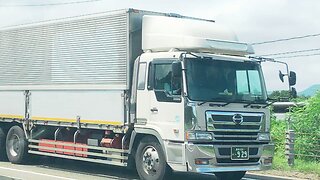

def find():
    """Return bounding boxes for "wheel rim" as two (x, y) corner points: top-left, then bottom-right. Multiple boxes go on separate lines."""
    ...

(8, 134), (20, 157)
(142, 145), (160, 176)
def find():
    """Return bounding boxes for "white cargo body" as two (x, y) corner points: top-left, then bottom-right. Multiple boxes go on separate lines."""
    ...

(0, 9), (164, 129)
(0, 9), (147, 90)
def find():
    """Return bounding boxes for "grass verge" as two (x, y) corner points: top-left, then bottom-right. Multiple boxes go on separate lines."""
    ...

(272, 152), (320, 176)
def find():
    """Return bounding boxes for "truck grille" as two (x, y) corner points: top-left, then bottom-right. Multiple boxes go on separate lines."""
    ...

(206, 111), (264, 142)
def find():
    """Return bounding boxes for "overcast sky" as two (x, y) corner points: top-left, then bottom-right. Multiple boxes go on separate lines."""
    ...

(0, 0), (319, 92)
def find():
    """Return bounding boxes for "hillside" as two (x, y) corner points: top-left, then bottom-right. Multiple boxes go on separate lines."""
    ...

(299, 84), (320, 97)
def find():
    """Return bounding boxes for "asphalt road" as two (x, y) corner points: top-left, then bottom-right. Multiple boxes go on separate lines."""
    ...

(0, 157), (293, 180)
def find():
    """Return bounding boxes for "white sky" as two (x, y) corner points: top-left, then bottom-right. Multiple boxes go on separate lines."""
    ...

(0, 0), (319, 92)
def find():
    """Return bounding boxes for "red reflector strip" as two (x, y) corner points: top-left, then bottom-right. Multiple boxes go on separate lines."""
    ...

(38, 139), (88, 157)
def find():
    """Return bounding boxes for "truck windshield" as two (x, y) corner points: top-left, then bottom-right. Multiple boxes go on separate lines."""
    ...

(185, 58), (267, 103)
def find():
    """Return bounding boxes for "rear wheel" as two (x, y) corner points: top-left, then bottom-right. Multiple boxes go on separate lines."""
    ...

(6, 126), (28, 164)
(0, 127), (7, 161)
(135, 136), (170, 180)
(215, 171), (246, 180)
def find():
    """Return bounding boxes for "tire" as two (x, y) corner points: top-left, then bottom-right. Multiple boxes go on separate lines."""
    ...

(215, 171), (246, 180)
(6, 126), (28, 164)
(135, 136), (170, 180)
(0, 127), (7, 161)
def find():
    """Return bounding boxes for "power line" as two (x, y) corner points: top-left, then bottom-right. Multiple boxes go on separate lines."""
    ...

(251, 33), (320, 45)
(0, 0), (104, 7)
(259, 48), (320, 57)
(273, 53), (320, 59)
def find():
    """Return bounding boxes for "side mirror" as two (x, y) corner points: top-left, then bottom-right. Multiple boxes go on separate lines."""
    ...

(279, 70), (285, 83)
(289, 71), (296, 86)
(290, 87), (297, 98)
(172, 61), (182, 78)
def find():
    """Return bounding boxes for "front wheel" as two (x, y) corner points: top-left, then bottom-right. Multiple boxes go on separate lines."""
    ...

(135, 136), (170, 180)
(6, 126), (29, 164)
(215, 171), (246, 180)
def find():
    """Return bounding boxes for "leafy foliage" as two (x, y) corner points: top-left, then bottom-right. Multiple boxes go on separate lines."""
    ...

(271, 119), (286, 154)
(290, 91), (320, 161)
(270, 94), (320, 174)
(269, 90), (290, 101)
(269, 90), (308, 102)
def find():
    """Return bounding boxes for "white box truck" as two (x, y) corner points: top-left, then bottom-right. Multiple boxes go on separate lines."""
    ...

(0, 9), (276, 180)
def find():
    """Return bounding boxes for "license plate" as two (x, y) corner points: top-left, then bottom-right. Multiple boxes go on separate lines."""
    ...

(231, 147), (249, 160)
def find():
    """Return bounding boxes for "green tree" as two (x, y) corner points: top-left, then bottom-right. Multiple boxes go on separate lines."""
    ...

(269, 90), (308, 102)
(269, 90), (290, 101)
(290, 92), (320, 161)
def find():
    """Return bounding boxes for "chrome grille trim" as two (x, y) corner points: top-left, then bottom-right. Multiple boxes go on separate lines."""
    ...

(206, 111), (264, 142)
(212, 129), (261, 133)
(212, 121), (261, 126)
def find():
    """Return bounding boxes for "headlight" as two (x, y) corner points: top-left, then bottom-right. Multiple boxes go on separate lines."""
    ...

(258, 133), (270, 141)
(260, 113), (267, 132)
(186, 131), (213, 140)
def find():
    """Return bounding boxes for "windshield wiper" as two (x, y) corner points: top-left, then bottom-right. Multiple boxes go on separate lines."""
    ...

(197, 99), (231, 107)
(197, 98), (268, 108)
(197, 101), (208, 106)
(243, 100), (268, 108)
(209, 102), (231, 107)
(244, 102), (261, 108)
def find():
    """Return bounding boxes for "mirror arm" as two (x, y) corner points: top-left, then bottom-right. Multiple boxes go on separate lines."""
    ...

(278, 61), (291, 91)
(250, 56), (291, 91)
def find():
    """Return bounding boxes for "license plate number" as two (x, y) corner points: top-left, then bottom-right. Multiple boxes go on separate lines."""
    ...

(231, 147), (249, 160)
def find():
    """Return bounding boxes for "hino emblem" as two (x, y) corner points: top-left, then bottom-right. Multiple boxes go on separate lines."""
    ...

(232, 114), (244, 125)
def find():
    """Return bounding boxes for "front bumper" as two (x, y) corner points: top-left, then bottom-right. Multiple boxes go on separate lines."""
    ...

(185, 143), (274, 173)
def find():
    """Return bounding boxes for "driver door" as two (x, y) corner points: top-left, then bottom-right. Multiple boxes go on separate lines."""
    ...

(147, 59), (184, 141)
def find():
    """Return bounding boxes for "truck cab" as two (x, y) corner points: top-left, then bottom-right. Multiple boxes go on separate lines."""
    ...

(132, 15), (274, 180)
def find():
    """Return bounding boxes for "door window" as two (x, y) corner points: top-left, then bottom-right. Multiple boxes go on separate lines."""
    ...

(154, 64), (172, 92)
(149, 62), (181, 102)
